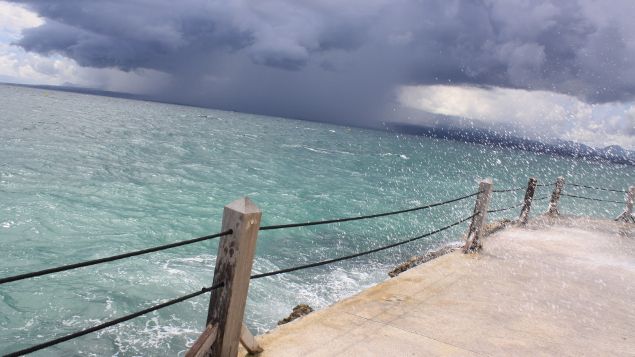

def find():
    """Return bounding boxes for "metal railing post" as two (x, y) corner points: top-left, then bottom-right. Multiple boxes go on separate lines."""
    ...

(187, 197), (262, 357)
(463, 178), (493, 252)
(547, 176), (565, 216)
(518, 177), (537, 225)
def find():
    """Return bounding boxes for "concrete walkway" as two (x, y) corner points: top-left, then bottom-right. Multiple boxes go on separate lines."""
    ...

(242, 216), (635, 356)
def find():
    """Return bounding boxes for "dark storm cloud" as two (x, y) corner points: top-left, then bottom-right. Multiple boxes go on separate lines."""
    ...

(11, 0), (635, 124)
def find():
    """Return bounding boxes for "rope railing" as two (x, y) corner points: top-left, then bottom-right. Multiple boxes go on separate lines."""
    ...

(0, 189), (483, 356)
(1, 191), (481, 286)
(535, 183), (554, 187)
(0, 230), (233, 285)
(569, 183), (627, 193)
(4, 283), (225, 357)
(4, 176), (631, 357)
(259, 191), (481, 231)
(491, 186), (525, 193)
(491, 180), (555, 193)
(253, 213), (476, 280)
(545, 177), (632, 219)
(561, 193), (623, 204)
(5, 213), (475, 357)
(487, 201), (524, 213)
(487, 194), (550, 214)
(487, 181), (554, 217)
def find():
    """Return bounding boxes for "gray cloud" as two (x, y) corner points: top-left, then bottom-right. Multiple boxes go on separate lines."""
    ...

(10, 0), (635, 125)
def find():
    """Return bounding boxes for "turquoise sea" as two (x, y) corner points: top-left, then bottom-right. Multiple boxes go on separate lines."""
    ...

(0, 84), (632, 356)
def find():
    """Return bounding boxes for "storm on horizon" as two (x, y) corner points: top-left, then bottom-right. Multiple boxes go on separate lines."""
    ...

(1, 0), (634, 149)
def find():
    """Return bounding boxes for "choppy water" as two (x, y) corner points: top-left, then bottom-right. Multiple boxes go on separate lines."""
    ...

(0, 84), (632, 356)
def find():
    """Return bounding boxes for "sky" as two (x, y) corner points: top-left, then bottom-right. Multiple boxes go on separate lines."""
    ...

(0, 0), (634, 149)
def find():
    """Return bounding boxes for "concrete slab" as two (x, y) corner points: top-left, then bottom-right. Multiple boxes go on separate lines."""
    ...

(242, 216), (635, 356)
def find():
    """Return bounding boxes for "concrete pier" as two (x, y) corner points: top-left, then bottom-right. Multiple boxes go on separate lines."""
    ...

(242, 216), (635, 356)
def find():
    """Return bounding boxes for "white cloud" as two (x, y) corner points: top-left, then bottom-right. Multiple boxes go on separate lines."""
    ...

(0, 1), (170, 93)
(0, 43), (78, 84)
(398, 84), (635, 149)
(0, 1), (43, 39)
(1, 1), (633, 151)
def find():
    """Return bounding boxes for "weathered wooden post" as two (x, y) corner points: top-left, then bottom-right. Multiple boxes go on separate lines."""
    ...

(547, 176), (565, 216)
(615, 186), (635, 223)
(463, 178), (493, 253)
(187, 197), (262, 357)
(518, 177), (537, 225)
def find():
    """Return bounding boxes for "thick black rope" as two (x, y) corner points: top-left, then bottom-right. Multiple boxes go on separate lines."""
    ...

(3, 283), (224, 357)
(487, 194), (549, 214)
(5, 212), (475, 356)
(535, 183), (554, 187)
(6, 213), (475, 356)
(0, 230), (232, 285)
(259, 191), (480, 231)
(569, 183), (627, 193)
(561, 193), (623, 204)
(492, 187), (525, 193)
(252, 213), (476, 280)
(493, 180), (558, 192)
(1, 191), (479, 284)
(487, 201), (524, 213)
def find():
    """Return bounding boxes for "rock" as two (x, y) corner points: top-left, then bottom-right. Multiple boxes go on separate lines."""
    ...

(388, 219), (514, 277)
(388, 243), (460, 277)
(482, 219), (513, 237)
(277, 304), (314, 325)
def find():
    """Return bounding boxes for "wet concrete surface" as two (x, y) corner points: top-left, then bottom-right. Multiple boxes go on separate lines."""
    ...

(241, 216), (634, 356)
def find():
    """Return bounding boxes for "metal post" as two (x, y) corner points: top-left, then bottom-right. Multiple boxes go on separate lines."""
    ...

(463, 178), (493, 253)
(616, 186), (635, 223)
(547, 176), (565, 216)
(518, 177), (537, 225)
(187, 197), (262, 357)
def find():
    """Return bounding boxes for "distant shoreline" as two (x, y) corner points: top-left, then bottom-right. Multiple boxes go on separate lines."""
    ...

(3, 81), (633, 166)
(386, 122), (635, 166)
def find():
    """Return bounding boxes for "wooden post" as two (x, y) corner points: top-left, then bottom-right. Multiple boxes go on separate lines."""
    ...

(615, 186), (635, 223)
(463, 178), (493, 253)
(518, 177), (537, 225)
(240, 323), (263, 354)
(547, 176), (565, 216)
(187, 197), (262, 357)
